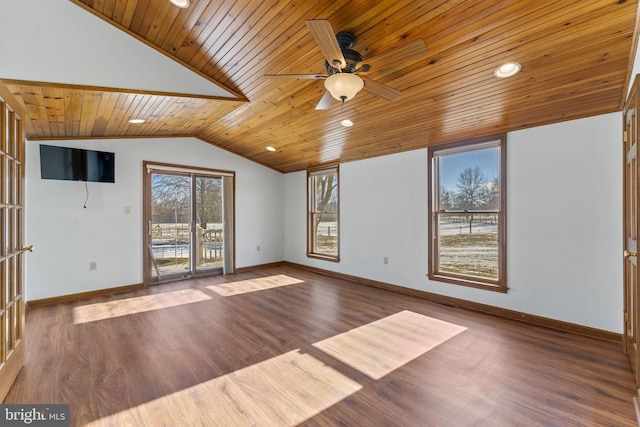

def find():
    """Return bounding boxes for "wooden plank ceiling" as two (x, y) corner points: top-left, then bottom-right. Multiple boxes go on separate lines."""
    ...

(4, 0), (638, 173)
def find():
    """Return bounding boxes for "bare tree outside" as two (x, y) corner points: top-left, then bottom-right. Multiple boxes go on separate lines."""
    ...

(440, 185), (454, 210)
(152, 175), (222, 227)
(451, 166), (496, 234)
(455, 166), (489, 210)
(430, 140), (505, 286)
(314, 173), (337, 232)
(152, 175), (191, 223)
(150, 173), (224, 277)
(437, 163), (500, 279)
(310, 170), (338, 256)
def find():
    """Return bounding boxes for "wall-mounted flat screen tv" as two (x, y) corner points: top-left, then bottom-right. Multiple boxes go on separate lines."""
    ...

(40, 144), (115, 183)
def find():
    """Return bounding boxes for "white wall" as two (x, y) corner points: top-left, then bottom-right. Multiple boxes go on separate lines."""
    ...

(284, 112), (623, 333)
(0, 0), (235, 98)
(628, 41), (640, 98)
(25, 137), (284, 300)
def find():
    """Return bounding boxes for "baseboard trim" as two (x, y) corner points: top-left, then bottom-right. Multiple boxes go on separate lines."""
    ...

(235, 262), (286, 273)
(282, 261), (621, 343)
(27, 283), (145, 308)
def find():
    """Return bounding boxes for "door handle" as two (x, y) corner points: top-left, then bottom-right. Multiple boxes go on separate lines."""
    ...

(624, 249), (637, 258)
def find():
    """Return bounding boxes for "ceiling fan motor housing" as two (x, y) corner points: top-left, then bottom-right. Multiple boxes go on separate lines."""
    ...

(336, 31), (356, 49)
(324, 31), (363, 74)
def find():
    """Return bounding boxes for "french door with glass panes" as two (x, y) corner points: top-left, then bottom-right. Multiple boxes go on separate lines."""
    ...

(143, 162), (234, 284)
(0, 81), (27, 400)
(624, 76), (640, 391)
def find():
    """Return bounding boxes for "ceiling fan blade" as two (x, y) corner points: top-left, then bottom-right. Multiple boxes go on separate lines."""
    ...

(363, 78), (401, 101)
(315, 91), (334, 110)
(265, 73), (328, 79)
(306, 20), (346, 69)
(360, 39), (427, 76)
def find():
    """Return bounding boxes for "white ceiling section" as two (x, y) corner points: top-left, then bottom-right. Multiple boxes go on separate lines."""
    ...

(0, 0), (238, 98)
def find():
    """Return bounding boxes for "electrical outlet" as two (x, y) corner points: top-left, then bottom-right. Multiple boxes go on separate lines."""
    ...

(89, 262), (97, 271)
(384, 256), (389, 265)
(124, 206), (131, 215)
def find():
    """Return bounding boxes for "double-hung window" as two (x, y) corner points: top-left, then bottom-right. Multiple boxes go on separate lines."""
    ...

(307, 166), (339, 261)
(428, 135), (507, 292)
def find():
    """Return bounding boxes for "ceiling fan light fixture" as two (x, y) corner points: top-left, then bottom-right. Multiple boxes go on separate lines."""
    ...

(169, 0), (190, 8)
(494, 62), (521, 78)
(324, 73), (364, 102)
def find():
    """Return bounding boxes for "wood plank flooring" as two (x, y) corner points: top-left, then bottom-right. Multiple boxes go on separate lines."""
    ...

(4, 265), (638, 426)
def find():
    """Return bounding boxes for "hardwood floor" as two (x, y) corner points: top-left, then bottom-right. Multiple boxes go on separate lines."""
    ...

(5, 265), (638, 426)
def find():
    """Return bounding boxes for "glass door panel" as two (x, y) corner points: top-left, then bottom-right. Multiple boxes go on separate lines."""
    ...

(146, 168), (228, 284)
(150, 173), (191, 281)
(0, 83), (26, 400)
(194, 176), (223, 273)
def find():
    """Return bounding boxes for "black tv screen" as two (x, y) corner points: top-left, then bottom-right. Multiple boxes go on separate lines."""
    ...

(40, 144), (115, 183)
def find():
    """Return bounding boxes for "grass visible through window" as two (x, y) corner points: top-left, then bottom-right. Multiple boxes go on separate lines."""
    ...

(437, 214), (499, 280)
(438, 233), (498, 279)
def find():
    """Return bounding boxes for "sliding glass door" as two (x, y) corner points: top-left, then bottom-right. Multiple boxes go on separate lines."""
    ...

(149, 172), (192, 281)
(144, 162), (234, 284)
(194, 175), (223, 273)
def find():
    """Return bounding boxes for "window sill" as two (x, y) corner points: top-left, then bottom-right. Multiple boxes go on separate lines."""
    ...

(307, 253), (340, 263)
(427, 273), (508, 293)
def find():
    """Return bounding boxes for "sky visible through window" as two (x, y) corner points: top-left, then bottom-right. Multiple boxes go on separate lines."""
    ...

(439, 147), (499, 191)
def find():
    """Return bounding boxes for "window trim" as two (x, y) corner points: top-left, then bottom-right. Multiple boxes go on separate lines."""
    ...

(427, 135), (507, 292)
(307, 164), (340, 262)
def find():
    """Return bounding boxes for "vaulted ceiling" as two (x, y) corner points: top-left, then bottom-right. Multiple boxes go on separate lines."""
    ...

(4, 0), (639, 173)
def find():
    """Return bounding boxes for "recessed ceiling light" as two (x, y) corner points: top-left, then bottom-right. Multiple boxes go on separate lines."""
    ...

(169, 0), (190, 7)
(494, 62), (521, 78)
(266, 146), (276, 152)
(341, 119), (354, 127)
(128, 118), (145, 124)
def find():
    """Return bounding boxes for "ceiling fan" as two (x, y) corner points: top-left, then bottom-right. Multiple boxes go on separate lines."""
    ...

(266, 20), (428, 110)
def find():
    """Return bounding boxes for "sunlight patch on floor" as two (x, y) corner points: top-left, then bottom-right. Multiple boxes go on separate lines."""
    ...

(313, 310), (467, 379)
(87, 349), (361, 427)
(207, 274), (304, 296)
(72, 289), (212, 324)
